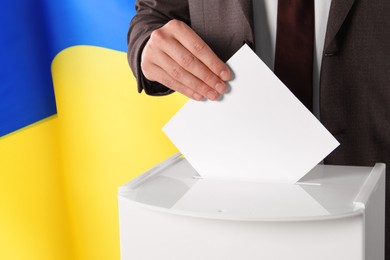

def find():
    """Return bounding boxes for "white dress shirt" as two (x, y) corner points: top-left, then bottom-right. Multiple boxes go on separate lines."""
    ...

(252, 0), (332, 118)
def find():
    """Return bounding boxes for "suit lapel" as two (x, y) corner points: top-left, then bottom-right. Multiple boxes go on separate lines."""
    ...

(324, 0), (356, 51)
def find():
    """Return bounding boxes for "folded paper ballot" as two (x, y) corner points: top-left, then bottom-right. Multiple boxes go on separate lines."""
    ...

(163, 44), (339, 183)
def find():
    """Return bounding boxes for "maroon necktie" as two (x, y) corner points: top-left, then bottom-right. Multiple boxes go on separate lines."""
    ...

(274, 0), (314, 111)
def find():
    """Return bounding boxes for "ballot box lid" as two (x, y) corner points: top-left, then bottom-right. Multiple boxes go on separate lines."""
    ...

(118, 153), (384, 222)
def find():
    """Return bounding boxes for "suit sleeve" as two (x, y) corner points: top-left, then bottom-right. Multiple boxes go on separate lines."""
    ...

(127, 0), (190, 95)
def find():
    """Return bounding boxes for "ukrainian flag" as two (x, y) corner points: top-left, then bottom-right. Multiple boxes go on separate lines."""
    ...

(0, 1), (186, 259)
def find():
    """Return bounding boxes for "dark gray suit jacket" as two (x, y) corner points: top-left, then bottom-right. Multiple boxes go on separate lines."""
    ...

(128, 0), (390, 257)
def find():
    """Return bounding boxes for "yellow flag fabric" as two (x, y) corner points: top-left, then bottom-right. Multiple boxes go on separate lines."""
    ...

(0, 46), (187, 259)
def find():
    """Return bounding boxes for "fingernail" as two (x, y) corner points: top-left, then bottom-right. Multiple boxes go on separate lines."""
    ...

(207, 90), (218, 100)
(220, 70), (230, 81)
(215, 83), (225, 94)
(193, 93), (204, 101)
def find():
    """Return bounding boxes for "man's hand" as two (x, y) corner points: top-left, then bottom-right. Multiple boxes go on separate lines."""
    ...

(141, 19), (231, 101)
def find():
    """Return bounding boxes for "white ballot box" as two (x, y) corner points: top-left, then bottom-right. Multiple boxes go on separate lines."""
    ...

(118, 153), (385, 260)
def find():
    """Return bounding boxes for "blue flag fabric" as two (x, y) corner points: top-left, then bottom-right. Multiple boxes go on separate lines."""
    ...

(0, 0), (135, 136)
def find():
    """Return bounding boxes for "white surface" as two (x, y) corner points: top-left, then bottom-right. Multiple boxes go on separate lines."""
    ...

(119, 155), (384, 221)
(172, 179), (329, 219)
(163, 45), (340, 183)
(119, 200), (363, 260)
(118, 158), (385, 260)
(252, 0), (332, 117)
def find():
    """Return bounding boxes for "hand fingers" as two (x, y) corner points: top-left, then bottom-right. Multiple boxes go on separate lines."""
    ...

(142, 19), (230, 100)
(142, 36), (216, 100)
(146, 63), (205, 101)
(156, 50), (220, 100)
(166, 20), (231, 81)
(160, 38), (227, 95)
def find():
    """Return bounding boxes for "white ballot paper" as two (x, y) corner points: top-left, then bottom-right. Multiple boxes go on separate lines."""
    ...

(163, 44), (339, 183)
